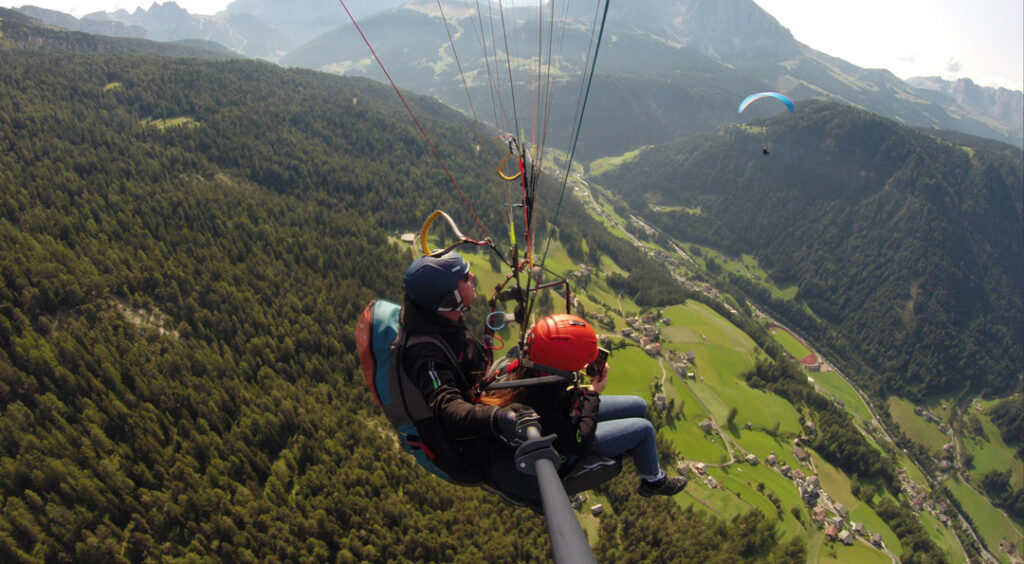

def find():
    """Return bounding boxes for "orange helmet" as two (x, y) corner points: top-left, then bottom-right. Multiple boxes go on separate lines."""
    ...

(526, 314), (598, 373)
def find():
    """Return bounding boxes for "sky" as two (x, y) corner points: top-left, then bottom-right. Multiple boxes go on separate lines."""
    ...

(3, 0), (1022, 91)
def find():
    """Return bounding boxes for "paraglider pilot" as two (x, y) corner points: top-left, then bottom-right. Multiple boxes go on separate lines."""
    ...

(400, 252), (538, 483)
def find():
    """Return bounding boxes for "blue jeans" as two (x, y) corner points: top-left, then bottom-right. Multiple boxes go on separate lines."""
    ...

(591, 395), (662, 481)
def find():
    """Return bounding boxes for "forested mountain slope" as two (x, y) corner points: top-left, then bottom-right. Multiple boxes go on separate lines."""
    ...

(0, 42), (797, 561)
(0, 8), (236, 59)
(595, 101), (1024, 399)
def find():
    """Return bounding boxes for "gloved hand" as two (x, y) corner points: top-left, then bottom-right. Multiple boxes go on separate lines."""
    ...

(495, 403), (540, 445)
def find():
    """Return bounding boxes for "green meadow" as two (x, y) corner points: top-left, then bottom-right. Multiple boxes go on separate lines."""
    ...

(769, 326), (812, 359)
(588, 147), (648, 176)
(815, 540), (892, 564)
(813, 452), (901, 553)
(810, 370), (874, 422)
(919, 511), (969, 564)
(888, 396), (949, 452)
(962, 405), (1024, 488)
(945, 476), (1023, 560)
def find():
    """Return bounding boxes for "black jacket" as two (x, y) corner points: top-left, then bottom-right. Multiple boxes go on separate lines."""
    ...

(399, 296), (497, 481)
(523, 378), (600, 457)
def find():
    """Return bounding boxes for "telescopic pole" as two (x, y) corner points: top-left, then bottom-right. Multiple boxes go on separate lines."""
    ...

(516, 426), (597, 564)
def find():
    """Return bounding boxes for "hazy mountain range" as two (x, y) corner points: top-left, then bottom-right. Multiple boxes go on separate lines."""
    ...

(17, 0), (1024, 153)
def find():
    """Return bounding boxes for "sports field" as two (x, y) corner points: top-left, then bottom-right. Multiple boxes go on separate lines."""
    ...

(768, 325), (813, 361)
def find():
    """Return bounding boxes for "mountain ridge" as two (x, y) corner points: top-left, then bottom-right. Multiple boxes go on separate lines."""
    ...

(17, 0), (1023, 151)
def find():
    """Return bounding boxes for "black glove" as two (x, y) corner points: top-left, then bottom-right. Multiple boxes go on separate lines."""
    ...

(495, 403), (539, 445)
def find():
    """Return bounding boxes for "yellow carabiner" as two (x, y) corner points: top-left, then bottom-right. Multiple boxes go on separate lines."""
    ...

(497, 150), (522, 181)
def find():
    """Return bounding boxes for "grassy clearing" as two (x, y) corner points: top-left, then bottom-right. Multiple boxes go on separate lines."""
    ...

(849, 503), (902, 555)
(141, 116), (200, 131)
(888, 396), (949, 452)
(603, 344), (661, 397)
(588, 147), (649, 176)
(661, 378), (728, 463)
(898, 451), (931, 486)
(811, 370), (873, 422)
(769, 326), (812, 359)
(818, 541), (892, 564)
(809, 449), (902, 553)
(717, 463), (807, 539)
(682, 474), (757, 520)
(920, 511), (969, 564)
(963, 406), (1024, 487)
(945, 476), (1023, 556)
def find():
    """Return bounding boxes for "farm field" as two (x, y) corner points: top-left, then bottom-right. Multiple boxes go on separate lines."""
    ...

(815, 539), (892, 564)
(962, 407), (1024, 487)
(945, 476), (1023, 560)
(603, 344), (661, 398)
(810, 369), (873, 422)
(920, 511), (969, 564)
(888, 396), (949, 452)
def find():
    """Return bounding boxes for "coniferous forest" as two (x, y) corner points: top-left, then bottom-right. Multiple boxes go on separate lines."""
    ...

(0, 43), (804, 561)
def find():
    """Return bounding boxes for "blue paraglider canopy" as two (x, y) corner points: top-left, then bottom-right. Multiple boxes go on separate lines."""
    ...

(738, 92), (794, 114)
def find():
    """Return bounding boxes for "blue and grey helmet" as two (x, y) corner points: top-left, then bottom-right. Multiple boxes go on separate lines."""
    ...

(404, 251), (470, 312)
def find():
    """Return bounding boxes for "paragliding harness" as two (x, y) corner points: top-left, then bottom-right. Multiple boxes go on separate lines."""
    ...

(473, 352), (622, 509)
(355, 299), (485, 485)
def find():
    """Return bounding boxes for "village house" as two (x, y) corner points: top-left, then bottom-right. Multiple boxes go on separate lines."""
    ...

(871, 533), (884, 548)
(766, 453), (778, 466)
(654, 393), (667, 412)
(699, 420), (715, 434)
(793, 446), (809, 462)
(812, 506), (827, 527)
(745, 453), (759, 465)
(803, 421), (816, 434)
(806, 475), (819, 489)
(644, 343), (662, 356)
(824, 525), (839, 541)
(801, 486), (820, 505)
(852, 522), (865, 535)
(705, 476), (719, 488)
(692, 462), (707, 475)
(834, 502), (848, 518)
(839, 530), (854, 546)
(590, 504), (604, 517)
(677, 462), (691, 477)
(780, 464), (792, 478)
(621, 327), (635, 337)
(793, 468), (806, 480)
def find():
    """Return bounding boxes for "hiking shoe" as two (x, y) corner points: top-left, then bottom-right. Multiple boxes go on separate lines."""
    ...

(638, 475), (688, 497)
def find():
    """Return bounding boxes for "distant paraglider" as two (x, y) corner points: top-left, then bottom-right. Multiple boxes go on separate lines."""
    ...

(738, 91), (795, 114)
